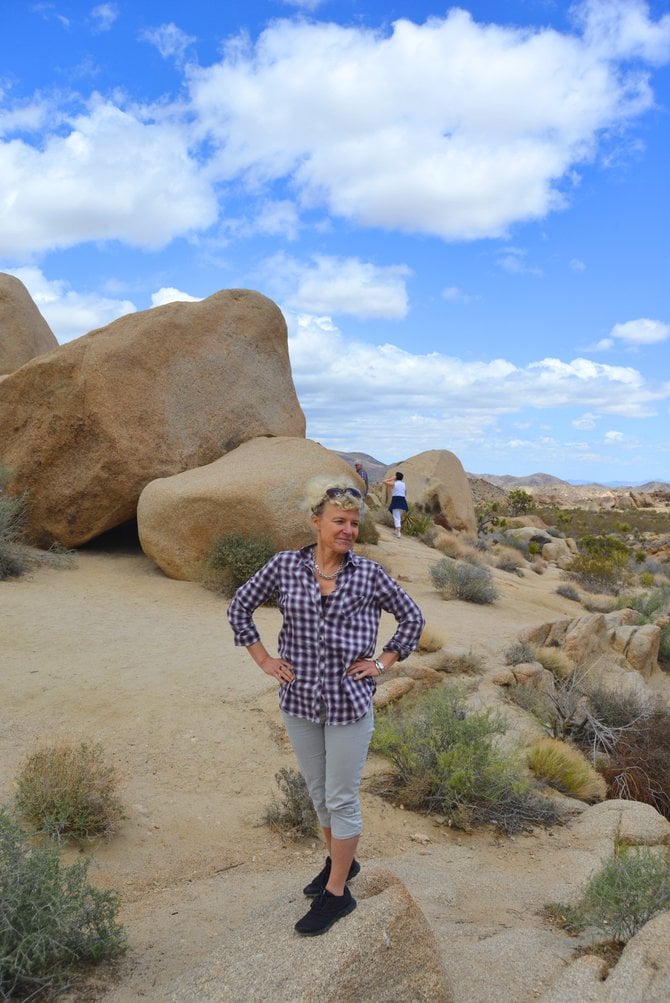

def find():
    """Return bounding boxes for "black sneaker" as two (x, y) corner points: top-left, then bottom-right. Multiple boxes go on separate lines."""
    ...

(302, 856), (361, 897)
(295, 887), (357, 936)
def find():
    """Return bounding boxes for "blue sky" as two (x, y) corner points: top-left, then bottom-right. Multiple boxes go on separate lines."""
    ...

(2, 0), (669, 483)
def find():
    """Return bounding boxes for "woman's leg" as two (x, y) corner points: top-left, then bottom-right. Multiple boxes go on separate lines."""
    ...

(323, 709), (374, 895)
(281, 711), (329, 830)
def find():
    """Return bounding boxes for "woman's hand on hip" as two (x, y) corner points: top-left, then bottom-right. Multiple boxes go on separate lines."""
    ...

(348, 658), (382, 680)
(260, 656), (295, 684)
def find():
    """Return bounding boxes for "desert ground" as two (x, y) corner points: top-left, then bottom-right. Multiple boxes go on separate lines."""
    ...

(2, 524), (669, 1001)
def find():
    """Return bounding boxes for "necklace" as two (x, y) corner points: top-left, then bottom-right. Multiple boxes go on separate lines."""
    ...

(313, 556), (344, 580)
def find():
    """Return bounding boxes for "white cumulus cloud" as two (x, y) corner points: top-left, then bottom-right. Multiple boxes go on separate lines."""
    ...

(610, 317), (670, 344)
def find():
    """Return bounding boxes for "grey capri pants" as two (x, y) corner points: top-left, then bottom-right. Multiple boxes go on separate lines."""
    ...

(282, 708), (375, 840)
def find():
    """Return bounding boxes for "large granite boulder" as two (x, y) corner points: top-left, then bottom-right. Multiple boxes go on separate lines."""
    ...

(137, 436), (364, 580)
(382, 449), (476, 533)
(167, 867), (452, 1002)
(0, 272), (58, 374)
(0, 289), (305, 547)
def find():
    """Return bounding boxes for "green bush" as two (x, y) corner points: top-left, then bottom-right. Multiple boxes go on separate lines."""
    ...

(263, 767), (319, 838)
(403, 505), (434, 539)
(0, 807), (126, 999)
(566, 534), (632, 594)
(430, 558), (498, 605)
(615, 584), (670, 622)
(15, 741), (124, 844)
(371, 685), (560, 834)
(204, 532), (276, 596)
(659, 624), (670, 668)
(355, 515), (380, 545)
(556, 846), (670, 943)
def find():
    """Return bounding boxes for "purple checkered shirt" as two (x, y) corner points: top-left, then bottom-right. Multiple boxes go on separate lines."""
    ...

(227, 545), (425, 725)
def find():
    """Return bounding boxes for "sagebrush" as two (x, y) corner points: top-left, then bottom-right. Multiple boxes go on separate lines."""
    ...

(0, 807), (126, 999)
(15, 741), (124, 843)
(554, 845), (670, 943)
(371, 685), (560, 834)
(264, 767), (319, 838)
(430, 558), (498, 605)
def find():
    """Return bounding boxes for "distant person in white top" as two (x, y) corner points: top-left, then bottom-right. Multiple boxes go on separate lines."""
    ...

(383, 471), (408, 537)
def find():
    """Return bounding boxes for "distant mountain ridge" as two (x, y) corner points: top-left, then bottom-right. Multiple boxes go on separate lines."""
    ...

(336, 454), (669, 493)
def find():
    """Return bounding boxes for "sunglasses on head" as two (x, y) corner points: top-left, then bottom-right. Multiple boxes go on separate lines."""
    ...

(325, 487), (362, 500)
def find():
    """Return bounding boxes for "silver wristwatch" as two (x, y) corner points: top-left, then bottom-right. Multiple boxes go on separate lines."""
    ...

(373, 658), (385, 675)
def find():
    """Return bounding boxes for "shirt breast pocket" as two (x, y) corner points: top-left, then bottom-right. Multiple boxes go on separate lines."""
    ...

(335, 593), (372, 620)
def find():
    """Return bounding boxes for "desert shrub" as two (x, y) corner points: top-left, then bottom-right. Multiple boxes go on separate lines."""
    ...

(400, 504), (433, 539)
(355, 515), (379, 545)
(14, 741), (124, 844)
(371, 685), (560, 834)
(504, 641), (536, 666)
(494, 547), (525, 574)
(556, 583), (580, 602)
(0, 474), (29, 581)
(430, 558), (498, 605)
(615, 584), (670, 622)
(0, 807), (126, 999)
(534, 646), (575, 680)
(204, 532), (276, 596)
(493, 531), (530, 558)
(526, 738), (606, 802)
(659, 624), (670, 668)
(263, 767), (319, 838)
(507, 684), (556, 724)
(566, 534), (631, 594)
(430, 650), (483, 674)
(600, 706), (670, 820)
(556, 845), (670, 943)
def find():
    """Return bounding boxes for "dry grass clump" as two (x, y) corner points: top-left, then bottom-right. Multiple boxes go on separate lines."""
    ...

(430, 649), (483, 675)
(527, 738), (607, 803)
(14, 741), (124, 843)
(534, 646), (575, 680)
(433, 532), (467, 559)
(417, 624), (447, 653)
(556, 583), (581, 602)
(263, 767), (319, 838)
(493, 547), (526, 575)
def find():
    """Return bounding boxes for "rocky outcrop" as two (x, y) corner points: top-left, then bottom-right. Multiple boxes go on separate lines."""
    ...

(522, 611), (662, 682)
(0, 289), (305, 547)
(137, 437), (359, 580)
(541, 911), (670, 1002)
(383, 450), (477, 533)
(0, 272), (58, 374)
(167, 868), (452, 1002)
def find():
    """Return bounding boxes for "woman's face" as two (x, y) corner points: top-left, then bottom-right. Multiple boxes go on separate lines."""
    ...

(311, 502), (360, 554)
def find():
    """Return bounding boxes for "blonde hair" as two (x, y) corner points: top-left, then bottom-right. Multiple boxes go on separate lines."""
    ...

(304, 475), (362, 516)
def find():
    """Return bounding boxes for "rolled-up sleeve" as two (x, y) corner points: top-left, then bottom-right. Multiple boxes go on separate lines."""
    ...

(377, 570), (425, 660)
(227, 555), (280, 647)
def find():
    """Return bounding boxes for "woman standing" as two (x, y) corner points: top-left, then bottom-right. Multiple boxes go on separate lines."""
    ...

(227, 476), (424, 936)
(384, 471), (409, 537)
